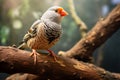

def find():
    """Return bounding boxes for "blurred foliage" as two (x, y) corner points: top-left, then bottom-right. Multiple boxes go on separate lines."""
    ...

(0, 0), (120, 76)
(0, 26), (10, 45)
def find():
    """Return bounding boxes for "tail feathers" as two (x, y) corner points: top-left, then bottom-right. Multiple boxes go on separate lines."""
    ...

(18, 43), (28, 50)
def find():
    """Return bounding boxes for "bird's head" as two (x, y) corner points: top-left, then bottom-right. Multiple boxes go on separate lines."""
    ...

(41, 6), (68, 24)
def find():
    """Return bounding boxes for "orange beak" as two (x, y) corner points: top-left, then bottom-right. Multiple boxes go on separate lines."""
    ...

(57, 7), (68, 16)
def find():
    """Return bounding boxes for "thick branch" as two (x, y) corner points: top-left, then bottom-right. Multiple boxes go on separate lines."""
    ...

(59, 5), (120, 62)
(0, 46), (120, 80)
(6, 73), (39, 80)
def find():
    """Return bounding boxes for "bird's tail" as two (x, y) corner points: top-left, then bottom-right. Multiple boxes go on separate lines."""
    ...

(17, 42), (28, 50)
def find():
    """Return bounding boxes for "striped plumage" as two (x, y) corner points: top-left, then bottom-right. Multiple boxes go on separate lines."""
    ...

(18, 6), (68, 64)
(27, 20), (62, 50)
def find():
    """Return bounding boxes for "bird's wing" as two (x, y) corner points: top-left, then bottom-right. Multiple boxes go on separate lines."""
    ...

(18, 20), (42, 49)
(23, 20), (42, 43)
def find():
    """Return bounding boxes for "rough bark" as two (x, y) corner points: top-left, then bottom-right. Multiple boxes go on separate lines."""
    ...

(0, 46), (120, 80)
(59, 4), (120, 62)
(6, 73), (39, 80)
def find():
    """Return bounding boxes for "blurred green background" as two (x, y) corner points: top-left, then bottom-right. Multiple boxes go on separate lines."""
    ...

(0, 0), (120, 79)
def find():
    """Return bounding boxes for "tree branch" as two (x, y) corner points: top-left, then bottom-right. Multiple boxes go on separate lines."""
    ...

(6, 73), (39, 80)
(0, 46), (120, 80)
(59, 4), (120, 62)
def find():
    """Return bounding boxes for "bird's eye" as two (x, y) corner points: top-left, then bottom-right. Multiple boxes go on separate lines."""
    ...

(55, 9), (58, 12)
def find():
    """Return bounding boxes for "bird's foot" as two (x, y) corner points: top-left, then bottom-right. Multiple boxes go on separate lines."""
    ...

(47, 49), (57, 61)
(30, 49), (41, 64)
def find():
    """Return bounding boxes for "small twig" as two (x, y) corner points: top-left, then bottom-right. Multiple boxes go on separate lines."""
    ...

(68, 0), (88, 37)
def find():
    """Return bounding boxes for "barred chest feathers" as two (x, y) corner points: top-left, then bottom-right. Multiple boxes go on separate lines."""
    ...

(43, 20), (62, 43)
(27, 20), (62, 50)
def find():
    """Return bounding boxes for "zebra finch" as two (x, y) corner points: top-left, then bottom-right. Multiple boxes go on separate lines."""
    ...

(18, 6), (68, 64)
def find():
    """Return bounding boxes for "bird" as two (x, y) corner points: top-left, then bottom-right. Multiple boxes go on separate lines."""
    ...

(18, 6), (68, 64)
